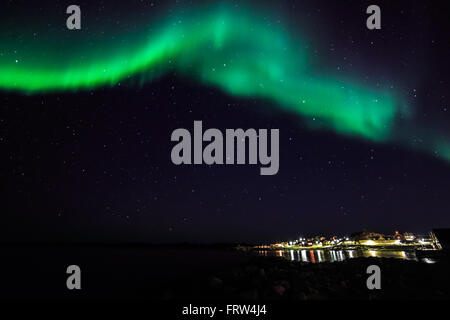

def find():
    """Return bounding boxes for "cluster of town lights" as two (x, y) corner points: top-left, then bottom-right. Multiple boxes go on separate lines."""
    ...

(271, 232), (434, 249)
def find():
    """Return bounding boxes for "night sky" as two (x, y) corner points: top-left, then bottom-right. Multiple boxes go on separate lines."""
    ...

(1, 0), (449, 243)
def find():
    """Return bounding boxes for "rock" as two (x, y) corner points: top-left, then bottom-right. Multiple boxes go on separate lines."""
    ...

(209, 277), (224, 289)
(273, 284), (286, 295)
(259, 268), (266, 277)
(297, 292), (308, 300)
(279, 280), (291, 290)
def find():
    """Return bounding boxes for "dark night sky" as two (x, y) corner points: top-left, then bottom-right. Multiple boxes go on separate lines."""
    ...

(0, 0), (449, 243)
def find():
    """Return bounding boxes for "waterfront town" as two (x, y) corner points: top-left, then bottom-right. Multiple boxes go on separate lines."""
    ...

(257, 231), (438, 250)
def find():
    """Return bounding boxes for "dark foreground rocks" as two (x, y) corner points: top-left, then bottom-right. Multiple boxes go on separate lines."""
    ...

(163, 256), (450, 300)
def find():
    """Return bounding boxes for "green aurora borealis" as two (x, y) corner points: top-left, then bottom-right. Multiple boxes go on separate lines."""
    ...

(0, 4), (449, 161)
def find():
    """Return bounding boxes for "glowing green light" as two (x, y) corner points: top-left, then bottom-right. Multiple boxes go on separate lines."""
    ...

(0, 4), (448, 161)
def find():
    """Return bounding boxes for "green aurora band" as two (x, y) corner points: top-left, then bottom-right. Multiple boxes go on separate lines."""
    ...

(0, 5), (449, 161)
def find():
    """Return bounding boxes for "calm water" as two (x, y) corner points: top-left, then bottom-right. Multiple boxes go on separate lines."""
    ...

(257, 249), (438, 264)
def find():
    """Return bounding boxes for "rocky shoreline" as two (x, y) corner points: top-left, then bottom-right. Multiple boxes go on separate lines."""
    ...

(164, 256), (450, 300)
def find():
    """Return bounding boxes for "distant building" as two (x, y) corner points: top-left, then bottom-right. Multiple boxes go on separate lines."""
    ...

(403, 232), (415, 241)
(351, 231), (384, 241)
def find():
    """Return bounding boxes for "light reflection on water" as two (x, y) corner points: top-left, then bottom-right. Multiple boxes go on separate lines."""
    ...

(257, 249), (420, 263)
